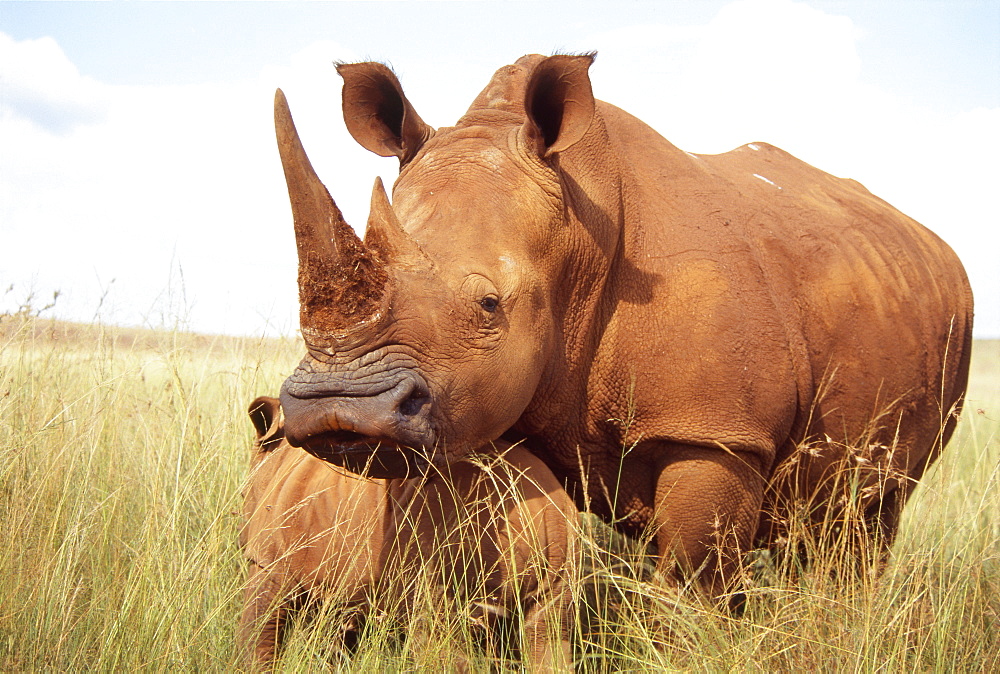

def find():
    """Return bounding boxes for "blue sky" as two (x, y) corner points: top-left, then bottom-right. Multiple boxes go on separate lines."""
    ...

(2, 0), (998, 336)
(5, 1), (995, 109)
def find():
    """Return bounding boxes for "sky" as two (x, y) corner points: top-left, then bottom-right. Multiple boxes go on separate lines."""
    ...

(2, 0), (998, 337)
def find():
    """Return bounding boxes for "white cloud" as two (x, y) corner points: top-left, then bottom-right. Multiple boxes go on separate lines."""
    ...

(0, 33), (107, 134)
(585, 0), (867, 155)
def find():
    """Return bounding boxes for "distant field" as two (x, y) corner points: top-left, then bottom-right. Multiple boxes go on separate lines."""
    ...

(1, 317), (997, 670)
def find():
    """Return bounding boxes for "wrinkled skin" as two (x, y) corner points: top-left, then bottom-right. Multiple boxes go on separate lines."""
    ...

(238, 397), (577, 668)
(274, 54), (973, 597)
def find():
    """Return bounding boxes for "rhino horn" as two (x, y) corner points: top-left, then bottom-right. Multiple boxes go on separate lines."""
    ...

(364, 177), (432, 269)
(274, 89), (389, 340)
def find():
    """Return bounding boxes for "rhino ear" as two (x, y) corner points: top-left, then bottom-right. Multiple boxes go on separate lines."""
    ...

(337, 61), (434, 167)
(248, 396), (284, 451)
(522, 53), (596, 157)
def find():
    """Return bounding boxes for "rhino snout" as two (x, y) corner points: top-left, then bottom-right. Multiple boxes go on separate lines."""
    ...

(278, 371), (436, 478)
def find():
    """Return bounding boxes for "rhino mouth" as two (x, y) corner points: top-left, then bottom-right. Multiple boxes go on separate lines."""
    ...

(298, 430), (433, 479)
(279, 359), (438, 479)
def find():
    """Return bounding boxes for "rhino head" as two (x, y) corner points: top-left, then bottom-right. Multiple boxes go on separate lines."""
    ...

(276, 54), (596, 478)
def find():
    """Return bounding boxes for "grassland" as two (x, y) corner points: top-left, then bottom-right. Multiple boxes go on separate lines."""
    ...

(1, 315), (997, 671)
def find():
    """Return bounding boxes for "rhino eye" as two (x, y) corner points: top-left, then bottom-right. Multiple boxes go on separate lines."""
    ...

(479, 296), (499, 313)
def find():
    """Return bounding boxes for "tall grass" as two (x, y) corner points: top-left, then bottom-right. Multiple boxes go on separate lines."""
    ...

(1, 316), (997, 670)
(0, 318), (297, 669)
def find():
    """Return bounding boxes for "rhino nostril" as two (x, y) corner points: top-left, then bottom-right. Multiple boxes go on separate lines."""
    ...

(398, 389), (430, 417)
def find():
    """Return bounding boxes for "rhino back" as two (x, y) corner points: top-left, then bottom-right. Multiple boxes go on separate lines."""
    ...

(697, 142), (974, 506)
(557, 100), (971, 492)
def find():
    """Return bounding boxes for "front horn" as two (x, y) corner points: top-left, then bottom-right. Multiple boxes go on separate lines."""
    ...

(274, 89), (389, 339)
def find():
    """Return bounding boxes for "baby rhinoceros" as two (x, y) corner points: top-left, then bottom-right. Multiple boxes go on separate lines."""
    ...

(238, 396), (577, 669)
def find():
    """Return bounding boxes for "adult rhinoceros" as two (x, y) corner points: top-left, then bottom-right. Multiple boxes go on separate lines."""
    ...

(273, 54), (973, 597)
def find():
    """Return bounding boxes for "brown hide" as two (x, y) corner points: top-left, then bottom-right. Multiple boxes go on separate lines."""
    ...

(274, 54), (973, 598)
(238, 397), (577, 667)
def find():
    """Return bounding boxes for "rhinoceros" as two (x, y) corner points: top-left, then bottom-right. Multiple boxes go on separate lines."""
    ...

(272, 53), (973, 597)
(238, 396), (577, 667)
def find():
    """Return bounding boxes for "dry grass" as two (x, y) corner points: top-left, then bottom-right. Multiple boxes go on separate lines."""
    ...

(1, 315), (997, 670)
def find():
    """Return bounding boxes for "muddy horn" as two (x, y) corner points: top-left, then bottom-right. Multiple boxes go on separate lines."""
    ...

(274, 89), (389, 339)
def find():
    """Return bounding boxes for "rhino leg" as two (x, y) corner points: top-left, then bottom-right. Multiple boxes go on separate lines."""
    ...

(238, 561), (296, 667)
(852, 483), (904, 576)
(459, 589), (573, 672)
(866, 485), (903, 550)
(651, 446), (766, 599)
(521, 581), (575, 672)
